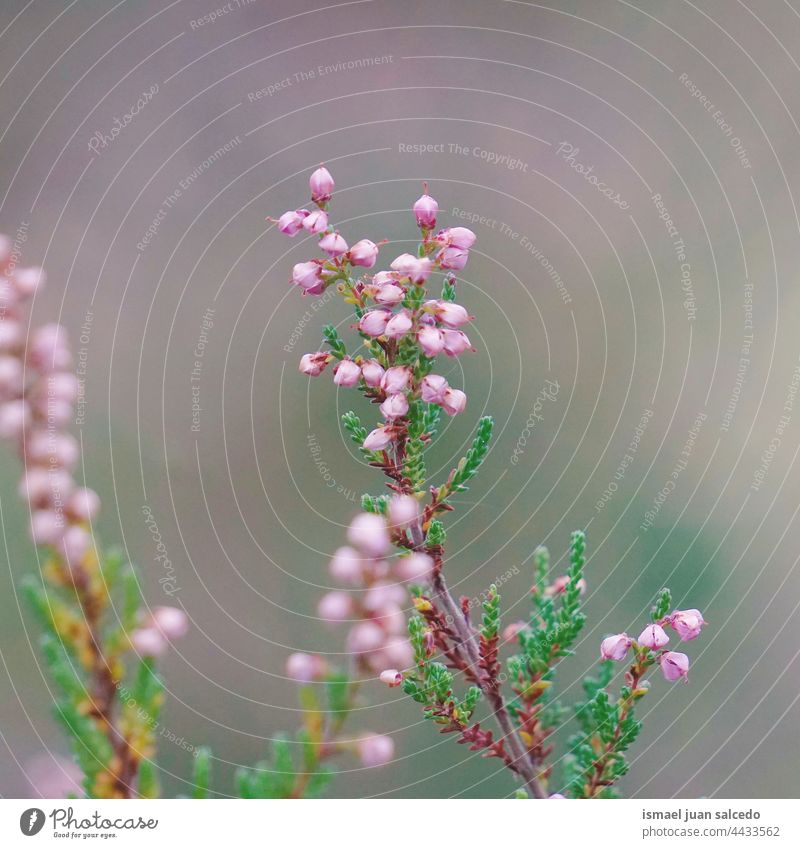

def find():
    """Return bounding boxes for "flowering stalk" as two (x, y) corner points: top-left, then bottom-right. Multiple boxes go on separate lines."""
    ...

(274, 171), (710, 798)
(0, 238), (187, 798)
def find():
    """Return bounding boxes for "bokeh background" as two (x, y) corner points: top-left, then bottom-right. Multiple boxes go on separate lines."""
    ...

(1, 0), (799, 799)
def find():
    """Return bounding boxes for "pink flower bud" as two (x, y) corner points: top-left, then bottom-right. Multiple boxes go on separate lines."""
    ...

(413, 192), (438, 229)
(668, 609), (706, 641)
(318, 591), (353, 622)
(291, 261), (324, 294)
(502, 621), (527, 642)
(152, 606), (189, 640)
(441, 388), (467, 416)
(30, 509), (65, 546)
(348, 620), (386, 653)
(420, 374), (449, 404)
(381, 636), (414, 669)
(544, 575), (587, 597)
(380, 393), (408, 420)
(309, 166), (334, 204)
(437, 226), (477, 249)
(360, 358), (385, 387)
(34, 397), (72, 428)
(0, 319), (22, 352)
(302, 209), (328, 234)
(130, 627), (167, 657)
(441, 329), (473, 357)
(374, 603), (405, 635)
(67, 487), (101, 522)
(372, 271), (398, 286)
(363, 425), (393, 451)
(381, 365), (411, 394)
(358, 309), (391, 337)
(437, 246), (469, 270)
(19, 468), (73, 506)
(333, 358), (361, 387)
(59, 524), (91, 565)
(357, 733), (394, 767)
(394, 552), (433, 583)
(28, 324), (71, 371)
(660, 651), (690, 682)
(549, 793), (567, 799)
(12, 266), (45, 299)
(0, 355), (23, 399)
(0, 399), (29, 439)
(276, 209), (309, 236)
(329, 546), (366, 585)
(25, 431), (79, 469)
(638, 623), (669, 650)
(390, 253), (432, 283)
(373, 283), (405, 305)
(427, 300), (472, 328)
(44, 371), (79, 403)
(417, 325), (445, 357)
(299, 352), (331, 376)
(363, 581), (405, 612)
(319, 232), (348, 257)
(349, 239), (379, 268)
(347, 512), (390, 557)
(384, 309), (413, 340)
(387, 494), (418, 528)
(379, 668), (403, 687)
(600, 633), (632, 661)
(286, 652), (326, 682)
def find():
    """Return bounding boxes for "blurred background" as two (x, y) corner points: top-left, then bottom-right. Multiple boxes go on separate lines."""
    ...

(1, 0), (799, 798)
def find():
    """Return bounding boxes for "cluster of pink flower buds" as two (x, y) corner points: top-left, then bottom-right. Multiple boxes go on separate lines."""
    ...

(130, 606), (190, 657)
(600, 608), (707, 682)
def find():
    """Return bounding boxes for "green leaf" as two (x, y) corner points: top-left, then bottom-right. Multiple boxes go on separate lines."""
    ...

(191, 747), (212, 799)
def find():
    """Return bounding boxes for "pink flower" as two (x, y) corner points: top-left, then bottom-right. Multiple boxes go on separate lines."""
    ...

(59, 525), (91, 565)
(153, 606), (190, 640)
(130, 627), (167, 657)
(276, 209), (309, 236)
(638, 623), (669, 650)
(373, 283), (405, 305)
(394, 552), (433, 583)
(318, 591), (353, 622)
(19, 468), (73, 506)
(363, 581), (405, 612)
(380, 393), (409, 420)
(427, 300), (472, 328)
(413, 192), (438, 229)
(309, 166), (334, 204)
(358, 309), (391, 337)
(384, 309), (413, 339)
(67, 488), (101, 522)
(349, 239), (379, 267)
(0, 319), (22, 352)
(502, 621), (528, 642)
(390, 253), (432, 283)
(544, 575), (587, 597)
(437, 246), (469, 270)
(442, 329), (473, 357)
(44, 372), (79, 402)
(420, 374), (449, 404)
(379, 668), (403, 687)
(660, 651), (690, 682)
(302, 209), (328, 234)
(329, 546), (365, 585)
(380, 636), (414, 669)
(668, 609), (706, 641)
(333, 358), (361, 387)
(387, 494), (418, 528)
(600, 633), (632, 661)
(348, 620), (386, 653)
(381, 366), (412, 394)
(12, 266), (45, 299)
(0, 355), (23, 399)
(286, 652), (326, 682)
(363, 425), (393, 451)
(437, 226), (477, 249)
(441, 388), (467, 416)
(30, 510), (64, 546)
(0, 399), (29, 439)
(347, 512), (390, 557)
(25, 431), (79, 469)
(360, 359), (385, 387)
(357, 733), (394, 767)
(291, 261), (324, 294)
(371, 271), (398, 286)
(299, 352), (332, 376)
(417, 325), (445, 357)
(319, 231), (348, 257)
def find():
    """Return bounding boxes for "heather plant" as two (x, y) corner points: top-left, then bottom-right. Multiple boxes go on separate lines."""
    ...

(2, 168), (707, 798)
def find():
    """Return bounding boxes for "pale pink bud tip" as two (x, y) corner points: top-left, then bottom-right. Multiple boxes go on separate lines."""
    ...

(329, 546), (366, 585)
(349, 239), (379, 268)
(299, 352), (331, 377)
(319, 231), (348, 257)
(347, 512), (390, 557)
(379, 669), (403, 687)
(363, 425), (393, 452)
(318, 591), (353, 622)
(441, 388), (467, 416)
(660, 651), (690, 682)
(333, 358), (361, 387)
(276, 209), (308, 236)
(413, 193), (438, 229)
(380, 393), (409, 420)
(67, 488), (101, 522)
(286, 652), (326, 682)
(130, 627), (167, 657)
(291, 261), (324, 294)
(309, 166), (334, 204)
(302, 209), (328, 234)
(420, 374), (449, 404)
(153, 606), (189, 640)
(668, 608), (706, 641)
(549, 793), (567, 799)
(638, 623), (669, 650)
(394, 552), (433, 583)
(387, 494), (418, 528)
(357, 733), (395, 767)
(360, 358), (385, 387)
(600, 633), (632, 661)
